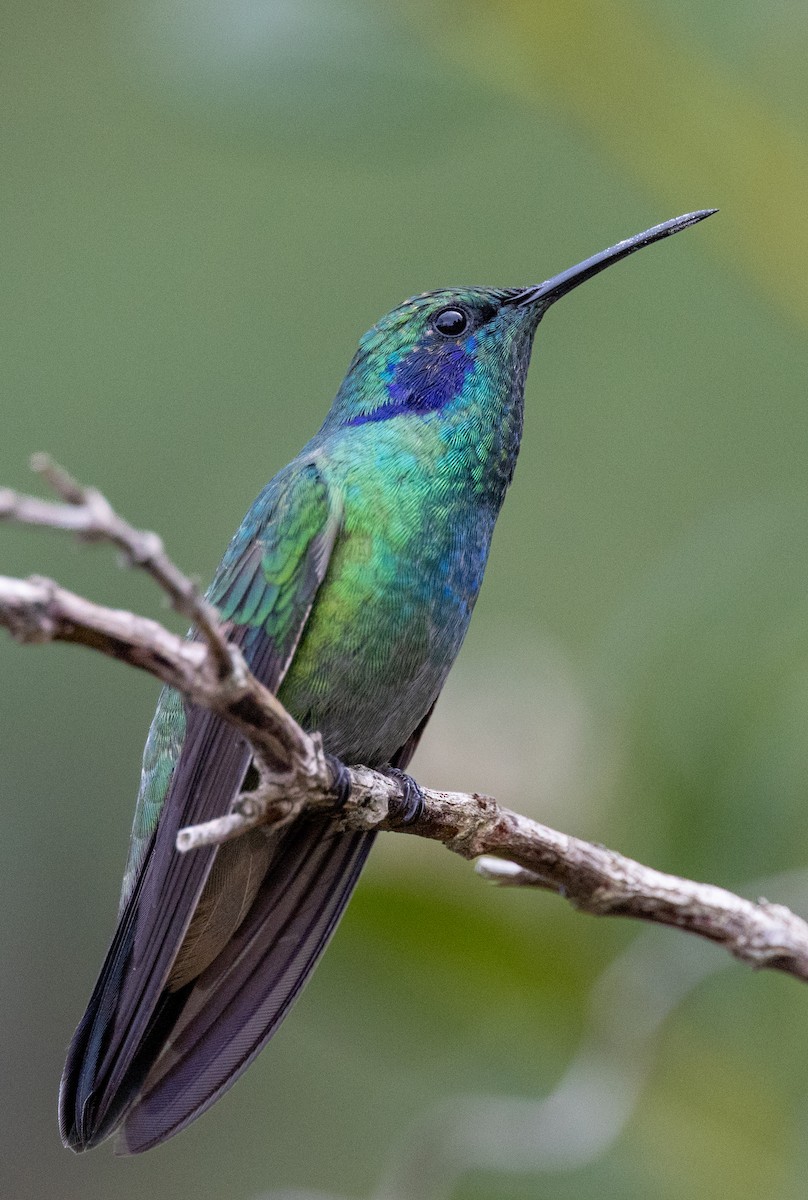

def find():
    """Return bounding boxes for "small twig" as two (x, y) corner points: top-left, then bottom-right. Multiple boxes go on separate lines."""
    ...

(0, 571), (321, 784)
(176, 758), (311, 852)
(30, 454), (87, 505)
(1, 455), (234, 679)
(3, 459), (808, 984)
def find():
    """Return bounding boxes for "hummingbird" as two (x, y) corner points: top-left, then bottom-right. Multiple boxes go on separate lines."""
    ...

(59, 209), (715, 1153)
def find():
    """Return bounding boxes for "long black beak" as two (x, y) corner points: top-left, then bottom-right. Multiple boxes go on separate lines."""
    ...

(503, 209), (717, 311)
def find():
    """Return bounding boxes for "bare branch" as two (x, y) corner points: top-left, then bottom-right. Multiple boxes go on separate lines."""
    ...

(3, 461), (808, 985)
(0, 571), (322, 786)
(1, 454), (234, 678)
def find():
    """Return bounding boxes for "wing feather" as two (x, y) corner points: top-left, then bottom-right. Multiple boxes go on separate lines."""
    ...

(59, 461), (367, 1152)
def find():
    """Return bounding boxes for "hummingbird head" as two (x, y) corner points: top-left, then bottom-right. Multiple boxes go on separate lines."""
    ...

(327, 285), (538, 430)
(325, 210), (716, 433)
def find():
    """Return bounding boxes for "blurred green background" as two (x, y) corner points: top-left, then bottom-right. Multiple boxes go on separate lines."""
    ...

(3, 2), (808, 1197)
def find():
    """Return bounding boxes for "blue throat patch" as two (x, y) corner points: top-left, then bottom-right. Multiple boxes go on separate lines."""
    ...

(346, 341), (476, 426)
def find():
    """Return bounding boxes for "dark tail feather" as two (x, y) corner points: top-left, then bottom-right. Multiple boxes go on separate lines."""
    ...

(59, 920), (136, 1151)
(59, 860), (197, 1152)
(64, 985), (193, 1151)
(119, 818), (374, 1153)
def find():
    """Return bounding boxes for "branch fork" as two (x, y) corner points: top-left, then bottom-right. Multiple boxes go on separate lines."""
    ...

(3, 457), (808, 982)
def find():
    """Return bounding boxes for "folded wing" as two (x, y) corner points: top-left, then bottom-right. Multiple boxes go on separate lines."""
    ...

(59, 461), (381, 1152)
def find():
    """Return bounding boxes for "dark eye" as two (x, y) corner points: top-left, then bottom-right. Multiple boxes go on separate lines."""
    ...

(433, 307), (468, 337)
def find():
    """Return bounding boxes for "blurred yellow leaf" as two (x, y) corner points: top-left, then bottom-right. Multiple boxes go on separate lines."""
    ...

(400, 0), (808, 326)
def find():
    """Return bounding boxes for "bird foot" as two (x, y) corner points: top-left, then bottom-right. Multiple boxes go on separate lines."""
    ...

(325, 756), (424, 824)
(381, 767), (425, 824)
(325, 753), (353, 808)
